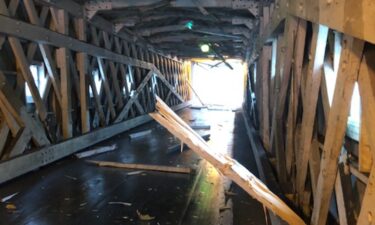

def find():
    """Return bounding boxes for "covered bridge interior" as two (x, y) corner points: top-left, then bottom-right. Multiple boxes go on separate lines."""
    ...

(0, 0), (374, 225)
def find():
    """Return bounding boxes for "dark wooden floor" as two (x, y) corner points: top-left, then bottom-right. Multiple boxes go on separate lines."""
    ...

(0, 107), (266, 225)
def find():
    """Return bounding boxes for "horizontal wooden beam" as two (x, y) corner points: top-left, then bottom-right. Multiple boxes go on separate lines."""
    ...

(113, 13), (253, 27)
(85, 0), (259, 11)
(286, 0), (375, 44)
(0, 15), (153, 69)
(259, 0), (375, 52)
(150, 34), (245, 44)
(0, 101), (191, 184)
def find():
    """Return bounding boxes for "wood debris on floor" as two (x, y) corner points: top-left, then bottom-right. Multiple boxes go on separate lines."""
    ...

(87, 160), (193, 174)
(129, 129), (152, 140)
(75, 144), (117, 159)
(1, 193), (18, 203)
(137, 210), (155, 221)
(149, 96), (306, 225)
(190, 124), (211, 130)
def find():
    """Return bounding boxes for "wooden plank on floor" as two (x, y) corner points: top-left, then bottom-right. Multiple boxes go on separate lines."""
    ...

(88, 160), (192, 174)
(0, 101), (191, 184)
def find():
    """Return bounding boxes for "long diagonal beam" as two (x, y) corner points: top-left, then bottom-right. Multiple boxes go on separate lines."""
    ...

(150, 97), (305, 225)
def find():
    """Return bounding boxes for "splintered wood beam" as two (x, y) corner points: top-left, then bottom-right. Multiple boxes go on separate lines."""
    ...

(310, 36), (364, 225)
(150, 96), (306, 225)
(295, 24), (328, 201)
(356, 47), (375, 225)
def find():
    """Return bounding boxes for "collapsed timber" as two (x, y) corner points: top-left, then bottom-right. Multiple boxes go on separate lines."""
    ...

(150, 96), (305, 225)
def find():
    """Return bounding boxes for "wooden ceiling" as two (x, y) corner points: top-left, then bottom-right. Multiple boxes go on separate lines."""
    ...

(75, 0), (263, 60)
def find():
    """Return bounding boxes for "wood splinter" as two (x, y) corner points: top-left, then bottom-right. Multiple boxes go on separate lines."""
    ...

(149, 96), (305, 225)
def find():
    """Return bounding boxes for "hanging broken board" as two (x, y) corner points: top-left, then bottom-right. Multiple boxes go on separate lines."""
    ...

(149, 96), (306, 225)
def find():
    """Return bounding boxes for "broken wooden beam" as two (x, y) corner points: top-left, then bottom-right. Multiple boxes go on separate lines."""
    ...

(87, 160), (192, 174)
(149, 96), (305, 225)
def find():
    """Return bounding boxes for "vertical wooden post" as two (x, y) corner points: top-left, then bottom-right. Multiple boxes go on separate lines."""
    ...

(260, 46), (272, 151)
(76, 18), (90, 133)
(56, 9), (72, 139)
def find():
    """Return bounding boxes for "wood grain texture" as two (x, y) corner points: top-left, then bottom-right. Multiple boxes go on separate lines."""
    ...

(150, 96), (306, 225)
(311, 36), (364, 225)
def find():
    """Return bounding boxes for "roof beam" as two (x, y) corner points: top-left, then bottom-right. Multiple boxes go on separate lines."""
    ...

(149, 34), (247, 44)
(113, 13), (254, 29)
(84, 0), (259, 16)
(135, 25), (251, 39)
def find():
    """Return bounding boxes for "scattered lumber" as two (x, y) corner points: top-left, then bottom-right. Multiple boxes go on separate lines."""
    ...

(207, 106), (231, 111)
(87, 160), (192, 174)
(75, 144), (117, 159)
(149, 96), (306, 225)
(108, 201), (132, 206)
(190, 105), (207, 109)
(190, 124), (211, 130)
(129, 129), (152, 139)
(1, 192), (18, 202)
(137, 210), (155, 221)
